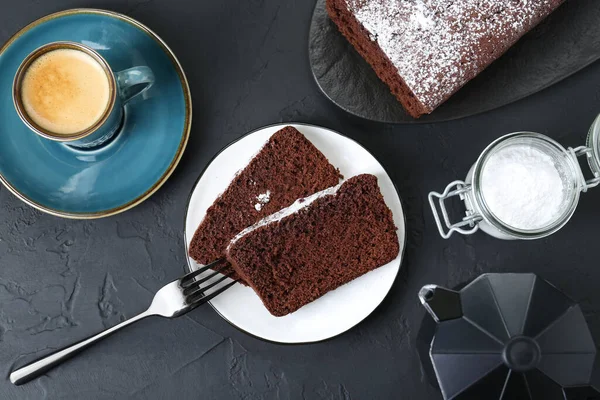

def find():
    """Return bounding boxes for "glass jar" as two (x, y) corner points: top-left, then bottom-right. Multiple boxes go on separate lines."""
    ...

(429, 114), (600, 240)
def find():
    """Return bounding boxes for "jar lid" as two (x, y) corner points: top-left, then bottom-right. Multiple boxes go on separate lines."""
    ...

(587, 113), (600, 178)
(472, 132), (581, 239)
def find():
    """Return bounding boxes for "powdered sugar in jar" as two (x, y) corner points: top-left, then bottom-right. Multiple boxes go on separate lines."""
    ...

(480, 143), (567, 231)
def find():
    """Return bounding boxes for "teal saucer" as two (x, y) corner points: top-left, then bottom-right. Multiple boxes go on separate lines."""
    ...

(0, 9), (191, 218)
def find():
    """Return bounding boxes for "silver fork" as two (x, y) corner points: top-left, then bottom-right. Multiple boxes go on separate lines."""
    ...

(10, 259), (237, 385)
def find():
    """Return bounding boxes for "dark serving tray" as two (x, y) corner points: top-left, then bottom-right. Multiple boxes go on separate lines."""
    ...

(309, 0), (600, 124)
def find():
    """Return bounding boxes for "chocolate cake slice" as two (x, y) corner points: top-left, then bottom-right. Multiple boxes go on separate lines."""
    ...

(189, 126), (342, 280)
(226, 174), (399, 317)
(326, 0), (565, 118)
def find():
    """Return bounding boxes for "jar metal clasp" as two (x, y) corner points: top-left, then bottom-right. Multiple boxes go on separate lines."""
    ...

(567, 146), (600, 193)
(428, 180), (482, 239)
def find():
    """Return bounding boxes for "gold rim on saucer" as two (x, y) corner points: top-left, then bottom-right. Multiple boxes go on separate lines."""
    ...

(13, 41), (119, 142)
(0, 9), (192, 219)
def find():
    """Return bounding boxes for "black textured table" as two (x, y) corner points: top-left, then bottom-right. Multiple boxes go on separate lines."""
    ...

(2, 1), (600, 399)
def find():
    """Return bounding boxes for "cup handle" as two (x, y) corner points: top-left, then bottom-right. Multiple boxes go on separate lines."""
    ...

(115, 66), (155, 104)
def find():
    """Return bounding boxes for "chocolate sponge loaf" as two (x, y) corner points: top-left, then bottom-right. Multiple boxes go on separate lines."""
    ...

(188, 126), (342, 280)
(327, 0), (565, 118)
(226, 174), (399, 317)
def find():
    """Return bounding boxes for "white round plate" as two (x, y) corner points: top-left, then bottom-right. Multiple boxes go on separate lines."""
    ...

(184, 123), (406, 344)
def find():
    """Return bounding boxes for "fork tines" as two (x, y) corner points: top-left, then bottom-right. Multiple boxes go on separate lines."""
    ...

(180, 258), (239, 305)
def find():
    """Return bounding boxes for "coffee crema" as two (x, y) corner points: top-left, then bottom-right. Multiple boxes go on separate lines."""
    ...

(20, 48), (111, 136)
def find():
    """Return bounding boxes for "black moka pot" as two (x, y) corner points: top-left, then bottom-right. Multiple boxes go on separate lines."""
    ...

(417, 273), (600, 400)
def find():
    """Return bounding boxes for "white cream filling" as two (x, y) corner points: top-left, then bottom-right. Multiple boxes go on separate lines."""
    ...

(227, 182), (343, 250)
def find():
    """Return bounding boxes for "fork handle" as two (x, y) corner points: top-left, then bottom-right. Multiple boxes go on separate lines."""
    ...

(10, 310), (151, 385)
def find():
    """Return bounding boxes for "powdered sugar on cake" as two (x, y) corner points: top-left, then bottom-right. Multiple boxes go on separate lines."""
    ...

(228, 183), (342, 250)
(254, 190), (271, 211)
(347, 0), (561, 110)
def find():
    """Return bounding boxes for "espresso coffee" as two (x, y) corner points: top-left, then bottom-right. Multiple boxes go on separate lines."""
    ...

(20, 48), (111, 135)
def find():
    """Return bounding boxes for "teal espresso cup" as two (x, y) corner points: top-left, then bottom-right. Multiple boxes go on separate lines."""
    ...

(13, 41), (155, 149)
